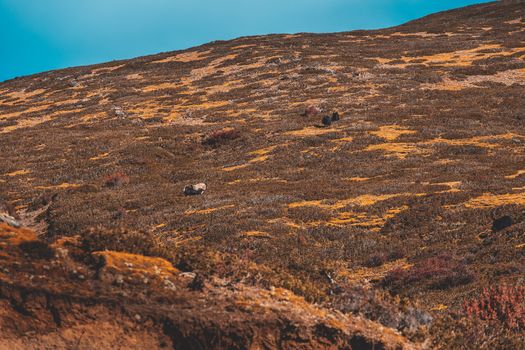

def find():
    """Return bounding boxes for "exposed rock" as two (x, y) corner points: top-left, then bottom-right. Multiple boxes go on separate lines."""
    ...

(0, 224), (419, 350)
(0, 213), (20, 228)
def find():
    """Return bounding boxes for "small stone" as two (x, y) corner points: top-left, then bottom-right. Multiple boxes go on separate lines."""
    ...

(180, 272), (197, 279)
(163, 279), (176, 290)
(0, 213), (21, 228)
(115, 275), (124, 285)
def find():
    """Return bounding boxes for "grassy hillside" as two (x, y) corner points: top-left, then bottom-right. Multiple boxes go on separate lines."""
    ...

(1, 1), (525, 348)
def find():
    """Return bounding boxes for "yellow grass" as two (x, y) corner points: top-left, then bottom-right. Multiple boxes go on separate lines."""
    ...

(288, 194), (407, 210)
(345, 177), (370, 182)
(249, 146), (276, 156)
(2, 108), (83, 133)
(332, 136), (354, 143)
(377, 44), (525, 68)
(4, 170), (31, 177)
(184, 204), (235, 215)
(371, 125), (416, 141)
(431, 304), (448, 311)
(90, 64), (125, 75)
(249, 155), (269, 163)
(463, 192), (525, 208)
(142, 82), (179, 92)
(126, 73), (143, 80)
(432, 181), (462, 193)
(285, 127), (335, 137)
(34, 183), (82, 190)
(93, 250), (179, 276)
(151, 50), (212, 64)
(366, 142), (422, 159)
(223, 164), (249, 172)
(89, 152), (110, 161)
(0, 105), (49, 120)
(242, 231), (271, 238)
(329, 205), (408, 231)
(425, 69), (525, 91)
(1, 88), (46, 102)
(505, 170), (525, 179)
(340, 258), (412, 284)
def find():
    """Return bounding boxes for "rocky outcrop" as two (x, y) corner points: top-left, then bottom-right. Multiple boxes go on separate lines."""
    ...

(0, 224), (419, 349)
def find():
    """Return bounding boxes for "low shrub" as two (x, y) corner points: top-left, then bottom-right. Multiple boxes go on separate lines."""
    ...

(363, 250), (404, 268)
(430, 315), (525, 350)
(202, 128), (240, 147)
(81, 227), (172, 260)
(381, 253), (473, 293)
(18, 240), (55, 260)
(464, 285), (525, 331)
(327, 284), (432, 333)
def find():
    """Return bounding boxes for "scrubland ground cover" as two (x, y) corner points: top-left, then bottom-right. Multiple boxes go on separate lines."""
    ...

(1, 2), (525, 348)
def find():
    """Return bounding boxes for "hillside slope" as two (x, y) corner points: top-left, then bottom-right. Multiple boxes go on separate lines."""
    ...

(1, 1), (525, 348)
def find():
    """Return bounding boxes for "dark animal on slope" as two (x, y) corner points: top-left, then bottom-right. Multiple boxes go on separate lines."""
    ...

(492, 215), (513, 232)
(322, 116), (332, 127)
(332, 112), (340, 122)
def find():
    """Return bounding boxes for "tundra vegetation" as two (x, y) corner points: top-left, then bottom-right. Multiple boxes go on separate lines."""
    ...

(0, 2), (525, 348)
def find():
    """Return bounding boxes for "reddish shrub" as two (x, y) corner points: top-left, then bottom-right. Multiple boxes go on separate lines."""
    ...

(202, 128), (240, 147)
(104, 172), (130, 187)
(464, 285), (525, 331)
(381, 253), (473, 292)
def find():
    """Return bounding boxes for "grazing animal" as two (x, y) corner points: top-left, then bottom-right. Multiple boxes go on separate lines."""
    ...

(332, 112), (340, 122)
(492, 215), (513, 232)
(322, 116), (332, 127)
(304, 105), (320, 117)
(184, 183), (207, 196)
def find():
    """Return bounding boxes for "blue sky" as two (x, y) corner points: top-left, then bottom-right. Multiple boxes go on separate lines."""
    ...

(0, 0), (492, 82)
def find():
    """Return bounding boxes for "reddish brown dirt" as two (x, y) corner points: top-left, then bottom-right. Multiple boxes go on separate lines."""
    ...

(0, 224), (415, 349)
